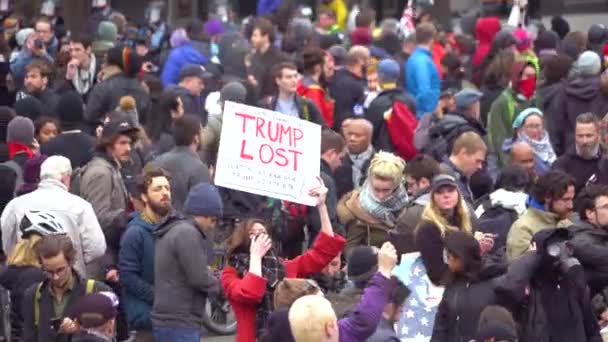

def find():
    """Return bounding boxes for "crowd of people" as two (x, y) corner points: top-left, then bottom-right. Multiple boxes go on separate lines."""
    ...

(1, 0), (608, 342)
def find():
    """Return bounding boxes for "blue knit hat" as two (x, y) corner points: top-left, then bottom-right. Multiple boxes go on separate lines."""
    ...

(184, 183), (223, 217)
(377, 58), (401, 82)
(512, 107), (543, 129)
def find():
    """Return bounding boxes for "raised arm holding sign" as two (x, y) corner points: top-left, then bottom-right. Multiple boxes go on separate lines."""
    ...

(215, 101), (322, 206)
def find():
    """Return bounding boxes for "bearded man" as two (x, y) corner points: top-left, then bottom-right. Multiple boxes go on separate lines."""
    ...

(118, 168), (172, 342)
(553, 113), (605, 195)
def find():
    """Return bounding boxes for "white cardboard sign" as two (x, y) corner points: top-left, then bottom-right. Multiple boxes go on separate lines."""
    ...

(215, 101), (321, 206)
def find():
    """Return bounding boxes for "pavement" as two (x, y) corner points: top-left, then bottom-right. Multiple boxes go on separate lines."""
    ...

(541, 13), (606, 32)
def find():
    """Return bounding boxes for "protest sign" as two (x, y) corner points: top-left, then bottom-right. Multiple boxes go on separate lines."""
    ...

(393, 253), (444, 341)
(215, 101), (322, 206)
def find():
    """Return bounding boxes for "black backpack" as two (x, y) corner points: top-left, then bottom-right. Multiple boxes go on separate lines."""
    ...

(421, 116), (468, 162)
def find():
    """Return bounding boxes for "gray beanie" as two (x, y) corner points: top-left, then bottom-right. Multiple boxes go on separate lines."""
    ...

(220, 82), (247, 104)
(7, 116), (35, 145)
(574, 51), (602, 76)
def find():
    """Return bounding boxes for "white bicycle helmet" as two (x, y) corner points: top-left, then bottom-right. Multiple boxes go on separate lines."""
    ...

(19, 210), (66, 238)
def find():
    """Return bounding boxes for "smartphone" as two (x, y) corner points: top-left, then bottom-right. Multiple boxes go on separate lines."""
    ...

(51, 317), (62, 331)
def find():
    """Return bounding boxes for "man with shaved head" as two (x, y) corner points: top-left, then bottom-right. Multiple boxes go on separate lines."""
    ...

(335, 118), (375, 198)
(510, 142), (537, 181)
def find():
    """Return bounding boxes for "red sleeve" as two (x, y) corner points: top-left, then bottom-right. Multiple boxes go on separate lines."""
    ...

(221, 266), (267, 305)
(284, 232), (346, 278)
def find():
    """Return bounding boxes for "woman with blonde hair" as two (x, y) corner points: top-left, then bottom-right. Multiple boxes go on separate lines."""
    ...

(0, 210), (66, 340)
(415, 174), (493, 286)
(337, 151), (409, 254)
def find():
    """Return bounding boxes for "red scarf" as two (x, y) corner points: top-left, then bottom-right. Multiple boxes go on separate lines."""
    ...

(8, 142), (33, 160)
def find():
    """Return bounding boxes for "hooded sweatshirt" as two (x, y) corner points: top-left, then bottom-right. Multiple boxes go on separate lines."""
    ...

(472, 17), (501, 67)
(151, 215), (218, 329)
(553, 75), (608, 156)
(119, 213), (156, 331)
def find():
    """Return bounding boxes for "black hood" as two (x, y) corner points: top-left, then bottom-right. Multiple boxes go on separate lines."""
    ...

(570, 220), (608, 237)
(565, 76), (601, 101)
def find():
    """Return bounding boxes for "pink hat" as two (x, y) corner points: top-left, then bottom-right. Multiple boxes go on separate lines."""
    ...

(513, 28), (532, 52)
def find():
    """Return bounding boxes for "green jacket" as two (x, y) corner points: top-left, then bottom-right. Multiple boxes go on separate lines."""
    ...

(506, 207), (572, 261)
(487, 88), (537, 167)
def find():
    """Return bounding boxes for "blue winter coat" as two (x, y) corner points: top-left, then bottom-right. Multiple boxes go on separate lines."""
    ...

(405, 47), (441, 118)
(161, 43), (208, 86)
(119, 213), (156, 331)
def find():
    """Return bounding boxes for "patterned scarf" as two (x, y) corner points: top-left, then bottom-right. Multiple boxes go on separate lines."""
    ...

(359, 181), (409, 227)
(229, 252), (286, 337)
(348, 146), (374, 187)
(518, 131), (556, 164)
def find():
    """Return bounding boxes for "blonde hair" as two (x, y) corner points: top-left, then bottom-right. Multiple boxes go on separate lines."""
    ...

(289, 295), (337, 342)
(418, 187), (472, 236)
(8, 235), (42, 267)
(367, 151), (406, 184)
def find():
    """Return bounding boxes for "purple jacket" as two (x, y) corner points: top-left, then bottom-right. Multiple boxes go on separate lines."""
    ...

(339, 273), (396, 342)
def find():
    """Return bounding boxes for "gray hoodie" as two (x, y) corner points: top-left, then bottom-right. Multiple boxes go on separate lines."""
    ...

(151, 215), (219, 329)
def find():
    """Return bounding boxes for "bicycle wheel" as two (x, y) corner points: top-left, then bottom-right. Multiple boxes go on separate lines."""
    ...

(201, 293), (237, 335)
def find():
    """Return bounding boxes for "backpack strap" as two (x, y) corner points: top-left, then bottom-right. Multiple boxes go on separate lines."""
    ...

(33, 282), (44, 328)
(302, 100), (310, 121)
(85, 279), (95, 294)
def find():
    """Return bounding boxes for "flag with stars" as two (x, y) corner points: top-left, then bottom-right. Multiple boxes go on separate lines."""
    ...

(393, 253), (444, 342)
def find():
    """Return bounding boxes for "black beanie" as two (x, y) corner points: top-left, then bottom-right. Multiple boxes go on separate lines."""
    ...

(14, 96), (43, 121)
(551, 16), (570, 40)
(347, 246), (378, 285)
(263, 309), (295, 342)
(57, 91), (85, 130)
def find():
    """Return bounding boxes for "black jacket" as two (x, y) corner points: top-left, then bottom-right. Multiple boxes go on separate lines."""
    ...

(0, 265), (44, 341)
(308, 160), (344, 241)
(365, 88), (416, 154)
(569, 221), (608, 296)
(474, 195), (520, 252)
(328, 68), (367, 130)
(170, 85), (207, 126)
(431, 262), (508, 342)
(249, 46), (289, 102)
(22, 273), (111, 342)
(260, 94), (326, 127)
(553, 147), (604, 194)
(495, 249), (601, 342)
(85, 73), (150, 127)
(334, 150), (372, 200)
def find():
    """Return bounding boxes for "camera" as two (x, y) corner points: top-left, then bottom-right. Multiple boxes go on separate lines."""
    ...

(546, 240), (572, 260)
(34, 39), (44, 50)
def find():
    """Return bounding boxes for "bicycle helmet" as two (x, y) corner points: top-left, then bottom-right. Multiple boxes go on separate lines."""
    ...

(19, 210), (66, 239)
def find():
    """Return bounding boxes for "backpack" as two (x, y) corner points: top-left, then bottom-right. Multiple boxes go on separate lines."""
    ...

(33, 279), (96, 328)
(69, 165), (88, 196)
(383, 100), (418, 160)
(421, 115), (468, 162)
(475, 199), (519, 252)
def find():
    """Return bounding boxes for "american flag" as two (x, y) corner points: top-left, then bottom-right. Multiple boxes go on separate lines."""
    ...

(393, 253), (445, 342)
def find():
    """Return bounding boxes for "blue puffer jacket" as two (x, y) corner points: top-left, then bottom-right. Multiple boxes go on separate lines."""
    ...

(119, 213), (156, 331)
(161, 43), (208, 86)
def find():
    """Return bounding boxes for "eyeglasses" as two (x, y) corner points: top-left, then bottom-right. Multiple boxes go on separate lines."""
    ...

(43, 265), (68, 278)
(595, 204), (608, 211)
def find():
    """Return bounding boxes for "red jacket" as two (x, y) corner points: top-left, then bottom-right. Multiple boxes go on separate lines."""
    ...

(221, 231), (346, 342)
(297, 78), (335, 127)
